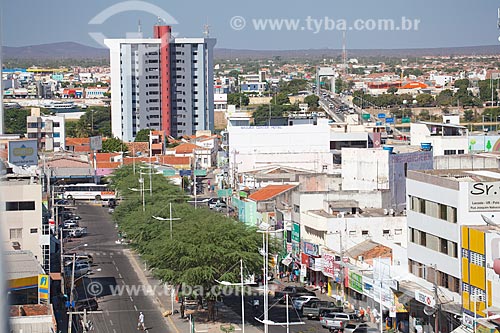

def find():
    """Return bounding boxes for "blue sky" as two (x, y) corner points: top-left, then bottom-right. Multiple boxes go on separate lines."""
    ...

(2, 0), (499, 50)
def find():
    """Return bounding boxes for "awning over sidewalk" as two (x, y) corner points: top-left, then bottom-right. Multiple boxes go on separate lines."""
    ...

(450, 325), (472, 333)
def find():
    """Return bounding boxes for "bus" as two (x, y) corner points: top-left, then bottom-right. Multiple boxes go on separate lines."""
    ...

(59, 184), (116, 201)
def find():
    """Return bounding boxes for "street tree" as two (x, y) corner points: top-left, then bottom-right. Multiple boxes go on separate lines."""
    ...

(304, 94), (319, 108)
(134, 129), (151, 142)
(227, 93), (250, 107)
(101, 137), (128, 153)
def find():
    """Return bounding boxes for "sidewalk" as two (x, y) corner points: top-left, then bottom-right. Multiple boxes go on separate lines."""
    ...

(127, 250), (263, 333)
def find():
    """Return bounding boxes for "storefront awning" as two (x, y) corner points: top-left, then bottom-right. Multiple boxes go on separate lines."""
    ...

(450, 325), (473, 333)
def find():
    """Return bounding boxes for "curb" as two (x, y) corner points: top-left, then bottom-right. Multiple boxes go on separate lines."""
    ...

(126, 248), (181, 333)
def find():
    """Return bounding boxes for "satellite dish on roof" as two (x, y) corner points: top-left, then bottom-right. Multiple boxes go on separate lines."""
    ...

(423, 306), (436, 316)
(481, 215), (499, 227)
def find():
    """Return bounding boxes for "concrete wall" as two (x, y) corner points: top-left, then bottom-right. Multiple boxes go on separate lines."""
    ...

(434, 155), (500, 170)
(342, 148), (390, 191)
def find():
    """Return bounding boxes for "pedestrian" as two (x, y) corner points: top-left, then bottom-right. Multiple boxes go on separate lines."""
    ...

(319, 279), (324, 294)
(137, 312), (145, 331)
(359, 307), (365, 322)
(180, 301), (185, 319)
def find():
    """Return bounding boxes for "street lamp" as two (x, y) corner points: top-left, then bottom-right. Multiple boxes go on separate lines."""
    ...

(128, 177), (145, 212)
(215, 259), (250, 333)
(152, 203), (181, 240)
(256, 223), (284, 333)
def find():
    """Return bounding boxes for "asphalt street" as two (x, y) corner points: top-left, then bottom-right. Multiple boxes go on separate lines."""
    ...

(223, 290), (329, 333)
(70, 203), (172, 333)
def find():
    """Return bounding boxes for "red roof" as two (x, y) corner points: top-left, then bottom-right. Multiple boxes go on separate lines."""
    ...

(66, 138), (90, 146)
(96, 161), (121, 169)
(95, 152), (120, 162)
(174, 143), (208, 154)
(158, 155), (190, 165)
(248, 185), (296, 202)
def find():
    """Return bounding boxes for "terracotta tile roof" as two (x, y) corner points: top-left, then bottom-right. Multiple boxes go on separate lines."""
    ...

(158, 155), (190, 165)
(74, 145), (91, 153)
(248, 184), (296, 201)
(95, 152), (120, 162)
(122, 157), (151, 165)
(96, 161), (121, 169)
(174, 143), (209, 154)
(66, 138), (90, 146)
(125, 142), (149, 156)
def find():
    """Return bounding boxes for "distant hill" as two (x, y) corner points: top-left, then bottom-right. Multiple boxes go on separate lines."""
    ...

(215, 45), (500, 59)
(3, 42), (109, 60)
(3, 41), (500, 61)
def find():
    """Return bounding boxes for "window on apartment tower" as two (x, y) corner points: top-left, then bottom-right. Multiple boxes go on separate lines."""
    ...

(6, 201), (35, 211)
(9, 228), (22, 239)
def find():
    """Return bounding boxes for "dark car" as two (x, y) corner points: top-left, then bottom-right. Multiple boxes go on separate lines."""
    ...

(74, 298), (98, 311)
(274, 286), (316, 303)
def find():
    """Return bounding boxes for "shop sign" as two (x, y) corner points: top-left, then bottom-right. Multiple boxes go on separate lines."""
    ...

(291, 223), (300, 243)
(415, 290), (435, 307)
(303, 242), (319, 256)
(349, 271), (363, 293)
(322, 253), (336, 278)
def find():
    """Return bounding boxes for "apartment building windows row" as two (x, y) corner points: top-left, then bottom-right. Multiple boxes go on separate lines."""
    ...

(5, 201), (36, 211)
(408, 259), (461, 292)
(409, 227), (458, 258)
(409, 195), (457, 223)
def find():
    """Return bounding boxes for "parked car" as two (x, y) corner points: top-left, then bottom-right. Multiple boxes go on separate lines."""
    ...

(349, 327), (379, 333)
(344, 322), (369, 333)
(274, 286), (315, 303)
(208, 198), (225, 209)
(292, 296), (319, 311)
(63, 221), (79, 229)
(64, 262), (91, 277)
(302, 300), (343, 319)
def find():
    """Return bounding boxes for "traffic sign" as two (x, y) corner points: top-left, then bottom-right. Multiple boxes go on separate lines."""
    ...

(362, 113), (371, 120)
(385, 117), (395, 124)
(378, 113), (386, 119)
(194, 169), (207, 177)
(162, 169), (176, 176)
(217, 189), (233, 198)
(402, 117), (411, 123)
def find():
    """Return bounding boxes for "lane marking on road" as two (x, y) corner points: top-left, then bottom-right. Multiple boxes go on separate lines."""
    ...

(119, 273), (123, 279)
(113, 330), (117, 333)
(109, 319), (114, 326)
(106, 309), (110, 316)
(130, 296), (134, 302)
(115, 266), (119, 272)
(112, 260), (116, 266)
(134, 304), (138, 311)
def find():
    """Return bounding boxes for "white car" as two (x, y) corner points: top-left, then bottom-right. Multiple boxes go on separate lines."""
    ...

(292, 296), (319, 311)
(64, 262), (91, 277)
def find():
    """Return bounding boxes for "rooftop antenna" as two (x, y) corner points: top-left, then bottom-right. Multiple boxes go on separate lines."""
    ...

(157, 16), (165, 25)
(138, 19), (142, 33)
(498, 8), (500, 29)
(203, 23), (210, 38)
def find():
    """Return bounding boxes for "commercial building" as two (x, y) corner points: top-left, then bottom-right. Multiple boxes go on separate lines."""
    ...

(406, 169), (500, 299)
(105, 25), (216, 142)
(460, 225), (500, 330)
(410, 117), (468, 157)
(0, 178), (49, 272)
(26, 108), (65, 152)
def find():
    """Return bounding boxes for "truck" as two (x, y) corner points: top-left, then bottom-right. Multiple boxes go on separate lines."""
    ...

(302, 301), (343, 319)
(322, 312), (360, 330)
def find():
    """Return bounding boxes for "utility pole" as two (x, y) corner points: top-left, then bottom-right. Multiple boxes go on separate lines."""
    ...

(68, 254), (76, 333)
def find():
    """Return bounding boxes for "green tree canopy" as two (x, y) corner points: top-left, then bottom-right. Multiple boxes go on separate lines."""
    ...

(415, 94), (435, 107)
(101, 137), (128, 153)
(4, 108), (30, 135)
(227, 93), (250, 107)
(304, 94), (319, 108)
(110, 165), (269, 291)
(134, 129), (152, 142)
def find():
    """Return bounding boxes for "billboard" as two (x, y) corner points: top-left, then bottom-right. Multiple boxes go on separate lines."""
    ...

(90, 136), (103, 150)
(8, 140), (38, 166)
(469, 182), (500, 212)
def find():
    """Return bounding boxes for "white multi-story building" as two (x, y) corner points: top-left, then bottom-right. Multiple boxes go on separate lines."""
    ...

(0, 179), (49, 272)
(410, 121), (468, 156)
(105, 37), (162, 142)
(228, 118), (334, 177)
(26, 108), (65, 152)
(105, 25), (216, 142)
(406, 168), (500, 298)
